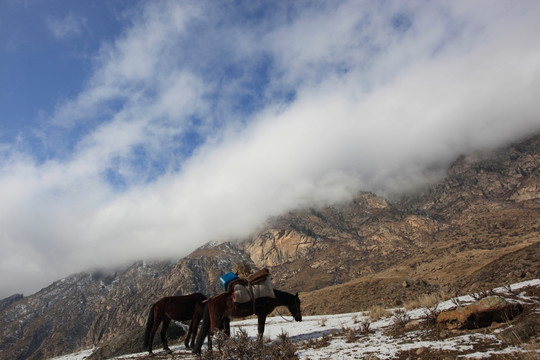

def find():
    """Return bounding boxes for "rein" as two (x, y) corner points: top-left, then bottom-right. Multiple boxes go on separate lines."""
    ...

(275, 306), (295, 322)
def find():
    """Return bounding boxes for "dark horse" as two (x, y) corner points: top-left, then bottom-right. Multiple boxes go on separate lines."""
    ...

(193, 289), (302, 354)
(143, 292), (207, 355)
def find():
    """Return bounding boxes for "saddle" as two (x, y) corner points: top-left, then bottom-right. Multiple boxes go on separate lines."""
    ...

(248, 268), (275, 299)
(227, 268), (275, 304)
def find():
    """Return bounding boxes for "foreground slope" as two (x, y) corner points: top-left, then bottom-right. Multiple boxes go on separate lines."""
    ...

(54, 279), (540, 360)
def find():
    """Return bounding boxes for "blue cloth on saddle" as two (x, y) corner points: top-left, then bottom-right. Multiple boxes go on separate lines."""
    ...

(219, 272), (238, 291)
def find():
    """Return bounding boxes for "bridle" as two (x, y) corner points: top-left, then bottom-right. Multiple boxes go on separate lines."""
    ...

(276, 295), (301, 322)
(275, 305), (295, 322)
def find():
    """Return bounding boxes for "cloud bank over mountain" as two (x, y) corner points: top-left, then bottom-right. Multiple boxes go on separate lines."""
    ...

(1, 0), (540, 298)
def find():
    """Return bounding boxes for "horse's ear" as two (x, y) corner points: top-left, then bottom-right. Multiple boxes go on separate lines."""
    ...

(295, 292), (299, 297)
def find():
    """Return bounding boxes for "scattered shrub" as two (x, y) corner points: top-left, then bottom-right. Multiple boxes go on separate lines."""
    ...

(471, 288), (495, 300)
(202, 328), (298, 360)
(423, 303), (441, 327)
(392, 309), (411, 329)
(340, 318), (372, 343)
(503, 284), (516, 295)
(302, 333), (331, 349)
(359, 319), (371, 334)
(451, 297), (462, 308)
(341, 325), (358, 343)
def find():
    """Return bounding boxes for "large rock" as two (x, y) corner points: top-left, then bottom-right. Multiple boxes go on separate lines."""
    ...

(437, 296), (523, 330)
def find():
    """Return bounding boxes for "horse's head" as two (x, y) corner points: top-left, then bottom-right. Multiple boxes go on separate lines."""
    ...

(287, 292), (302, 322)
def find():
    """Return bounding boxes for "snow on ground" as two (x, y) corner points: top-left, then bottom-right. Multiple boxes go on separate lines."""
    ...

(51, 279), (540, 360)
(49, 348), (95, 360)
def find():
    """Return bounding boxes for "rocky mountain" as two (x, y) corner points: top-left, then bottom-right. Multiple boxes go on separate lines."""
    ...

(0, 246), (249, 360)
(1, 134), (539, 360)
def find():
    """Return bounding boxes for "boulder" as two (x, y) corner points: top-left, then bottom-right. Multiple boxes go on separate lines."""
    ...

(437, 296), (523, 330)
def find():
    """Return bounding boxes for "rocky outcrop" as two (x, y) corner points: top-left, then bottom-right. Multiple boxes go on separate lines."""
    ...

(0, 294), (23, 312)
(437, 296), (523, 330)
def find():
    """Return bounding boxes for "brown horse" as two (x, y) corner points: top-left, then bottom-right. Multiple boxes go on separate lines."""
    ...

(193, 289), (302, 354)
(143, 292), (207, 355)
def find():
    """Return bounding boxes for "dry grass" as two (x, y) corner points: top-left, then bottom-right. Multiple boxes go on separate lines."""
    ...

(403, 290), (450, 310)
(368, 305), (391, 321)
(301, 333), (332, 350)
(340, 319), (372, 343)
(202, 328), (298, 360)
(422, 303), (441, 327)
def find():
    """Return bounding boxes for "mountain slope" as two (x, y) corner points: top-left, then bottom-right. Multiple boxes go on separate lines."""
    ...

(1, 134), (539, 360)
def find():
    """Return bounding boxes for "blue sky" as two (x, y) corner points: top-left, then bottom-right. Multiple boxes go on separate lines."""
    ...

(1, 0), (540, 298)
(1, 1), (123, 146)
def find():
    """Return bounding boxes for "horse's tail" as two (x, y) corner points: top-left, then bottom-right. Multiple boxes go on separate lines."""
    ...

(143, 303), (155, 348)
(193, 302), (210, 355)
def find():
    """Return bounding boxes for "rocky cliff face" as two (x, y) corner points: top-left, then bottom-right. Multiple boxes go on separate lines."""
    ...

(1, 134), (539, 360)
(240, 192), (441, 292)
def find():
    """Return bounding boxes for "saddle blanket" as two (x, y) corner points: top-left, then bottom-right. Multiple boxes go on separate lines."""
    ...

(232, 283), (252, 303)
(251, 276), (275, 299)
(231, 277), (276, 303)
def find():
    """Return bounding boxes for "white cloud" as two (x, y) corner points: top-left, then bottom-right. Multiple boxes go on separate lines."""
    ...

(46, 12), (86, 41)
(2, 0), (540, 298)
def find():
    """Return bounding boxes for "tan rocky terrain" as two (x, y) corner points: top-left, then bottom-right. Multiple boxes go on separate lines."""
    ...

(0, 133), (539, 360)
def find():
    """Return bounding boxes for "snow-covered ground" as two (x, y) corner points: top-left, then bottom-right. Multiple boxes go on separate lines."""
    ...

(51, 279), (540, 360)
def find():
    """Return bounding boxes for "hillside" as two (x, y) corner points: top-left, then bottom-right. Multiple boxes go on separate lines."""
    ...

(0, 134), (539, 360)
(52, 279), (540, 360)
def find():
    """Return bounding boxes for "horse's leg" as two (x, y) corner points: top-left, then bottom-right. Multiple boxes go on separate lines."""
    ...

(148, 310), (163, 355)
(188, 303), (203, 349)
(143, 304), (156, 355)
(184, 319), (194, 349)
(205, 302), (225, 352)
(147, 328), (156, 355)
(215, 316), (230, 354)
(218, 316), (231, 337)
(207, 305), (226, 352)
(207, 325), (213, 352)
(189, 318), (200, 349)
(193, 296), (229, 355)
(160, 317), (172, 354)
(193, 303), (210, 355)
(257, 314), (267, 341)
(185, 317), (200, 349)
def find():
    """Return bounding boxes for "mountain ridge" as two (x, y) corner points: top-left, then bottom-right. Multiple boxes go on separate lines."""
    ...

(1, 133), (539, 360)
